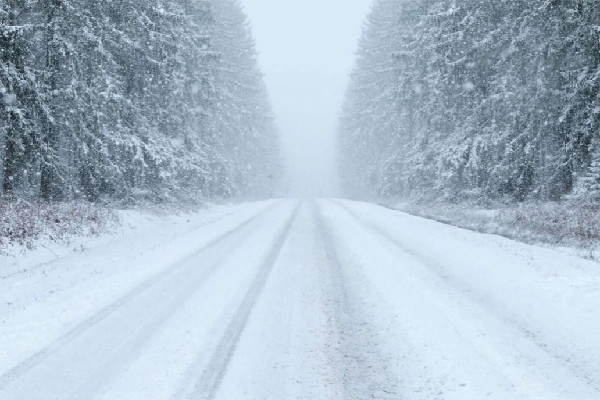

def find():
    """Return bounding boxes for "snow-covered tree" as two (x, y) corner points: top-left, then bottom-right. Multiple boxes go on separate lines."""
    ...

(1, 0), (40, 198)
(0, 0), (281, 204)
(339, 0), (600, 203)
(210, 0), (281, 198)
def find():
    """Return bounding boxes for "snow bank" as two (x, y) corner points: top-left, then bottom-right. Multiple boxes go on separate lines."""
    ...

(387, 201), (600, 260)
(0, 201), (237, 276)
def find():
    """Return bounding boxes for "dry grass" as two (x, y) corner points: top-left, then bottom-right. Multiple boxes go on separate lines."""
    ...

(0, 200), (119, 254)
(391, 200), (600, 256)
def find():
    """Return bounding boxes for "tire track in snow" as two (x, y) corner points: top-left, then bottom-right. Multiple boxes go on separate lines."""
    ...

(314, 201), (401, 400)
(174, 202), (300, 400)
(65, 210), (277, 400)
(0, 201), (284, 390)
(328, 199), (600, 394)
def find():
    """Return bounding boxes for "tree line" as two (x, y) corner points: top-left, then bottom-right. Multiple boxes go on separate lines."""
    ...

(339, 0), (600, 203)
(0, 0), (280, 204)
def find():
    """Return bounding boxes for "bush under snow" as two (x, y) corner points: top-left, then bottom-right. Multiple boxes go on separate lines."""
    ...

(390, 201), (600, 259)
(0, 200), (119, 255)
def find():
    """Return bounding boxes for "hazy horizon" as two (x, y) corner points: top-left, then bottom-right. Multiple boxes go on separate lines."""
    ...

(241, 0), (372, 197)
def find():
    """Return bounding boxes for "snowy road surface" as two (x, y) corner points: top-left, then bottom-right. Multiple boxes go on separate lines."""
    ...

(2, 199), (600, 399)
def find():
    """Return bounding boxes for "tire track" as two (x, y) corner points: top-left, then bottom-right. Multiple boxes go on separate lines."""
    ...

(65, 209), (273, 400)
(174, 202), (300, 400)
(0, 201), (285, 390)
(314, 201), (401, 400)
(328, 199), (600, 394)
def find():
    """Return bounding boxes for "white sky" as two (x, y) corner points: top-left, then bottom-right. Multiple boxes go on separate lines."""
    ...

(241, 0), (372, 197)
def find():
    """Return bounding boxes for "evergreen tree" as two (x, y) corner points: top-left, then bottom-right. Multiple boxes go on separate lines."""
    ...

(0, 0), (39, 198)
(339, 0), (600, 203)
(0, 0), (281, 204)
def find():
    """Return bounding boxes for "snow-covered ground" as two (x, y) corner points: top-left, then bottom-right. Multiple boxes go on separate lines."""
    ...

(1, 199), (600, 399)
(386, 200), (600, 261)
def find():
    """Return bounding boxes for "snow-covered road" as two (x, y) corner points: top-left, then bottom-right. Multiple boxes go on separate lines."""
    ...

(2, 199), (600, 399)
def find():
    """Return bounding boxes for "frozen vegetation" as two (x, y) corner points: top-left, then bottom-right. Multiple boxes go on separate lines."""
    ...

(386, 200), (600, 260)
(0, 200), (118, 255)
(1, 0), (280, 205)
(339, 0), (600, 203)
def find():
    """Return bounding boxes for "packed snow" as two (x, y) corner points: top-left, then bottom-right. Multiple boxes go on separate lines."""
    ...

(2, 199), (600, 399)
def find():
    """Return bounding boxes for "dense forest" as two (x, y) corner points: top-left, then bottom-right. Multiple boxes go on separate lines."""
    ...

(0, 0), (280, 204)
(339, 0), (600, 203)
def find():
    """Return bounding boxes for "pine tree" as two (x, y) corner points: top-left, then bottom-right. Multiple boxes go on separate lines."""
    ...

(572, 139), (600, 201)
(1, 0), (280, 204)
(339, 0), (600, 203)
(0, 0), (39, 198)
(210, 0), (280, 198)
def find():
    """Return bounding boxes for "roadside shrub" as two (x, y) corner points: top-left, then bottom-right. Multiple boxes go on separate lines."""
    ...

(392, 200), (600, 255)
(498, 202), (600, 244)
(0, 200), (119, 254)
